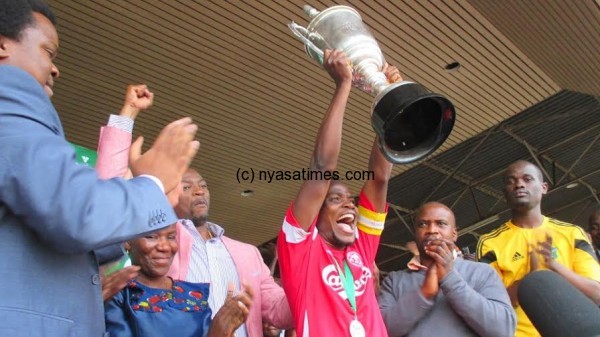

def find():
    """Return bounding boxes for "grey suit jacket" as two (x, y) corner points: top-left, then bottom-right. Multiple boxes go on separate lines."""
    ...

(0, 65), (176, 337)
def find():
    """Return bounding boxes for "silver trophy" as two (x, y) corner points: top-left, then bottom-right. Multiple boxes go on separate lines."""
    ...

(289, 5), (455, 164)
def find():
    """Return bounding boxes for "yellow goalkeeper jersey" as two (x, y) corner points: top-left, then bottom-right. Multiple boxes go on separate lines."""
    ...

(477, 216), (600, 337)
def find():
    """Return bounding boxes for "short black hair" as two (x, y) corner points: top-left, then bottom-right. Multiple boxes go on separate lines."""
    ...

(503, 160), (545, 183)
(0, 0), (56, 41)
(412, 201), (457, 229)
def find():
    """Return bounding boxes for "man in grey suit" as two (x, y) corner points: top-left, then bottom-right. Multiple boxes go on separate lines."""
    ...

(0, 1), (200, 336)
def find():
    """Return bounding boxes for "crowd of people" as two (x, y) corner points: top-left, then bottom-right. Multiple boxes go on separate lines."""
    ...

(2, 1), (600, 336)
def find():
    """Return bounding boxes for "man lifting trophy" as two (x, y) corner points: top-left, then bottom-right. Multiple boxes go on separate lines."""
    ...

(289, 5), (455, 164)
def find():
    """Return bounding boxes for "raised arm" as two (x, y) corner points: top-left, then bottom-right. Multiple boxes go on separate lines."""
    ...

(97, 84), (153, 179)
(361, 64), (399, 212)
(95, 84), (154, 297)
(292, 49), (352, 230)
(362, 138), (393, 212)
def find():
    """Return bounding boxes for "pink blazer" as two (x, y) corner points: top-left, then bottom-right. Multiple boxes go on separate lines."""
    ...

(95, 126), (131, 179)
(168, 222), (293, 337)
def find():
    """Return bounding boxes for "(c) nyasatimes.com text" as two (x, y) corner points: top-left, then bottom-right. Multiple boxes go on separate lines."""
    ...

(236, 168), (375, 183)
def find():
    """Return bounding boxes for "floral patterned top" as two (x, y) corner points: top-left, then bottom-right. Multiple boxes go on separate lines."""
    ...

(105, 278), (212, 337)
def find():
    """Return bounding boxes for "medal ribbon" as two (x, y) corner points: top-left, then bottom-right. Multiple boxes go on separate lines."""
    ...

(332, 257), (357, 313)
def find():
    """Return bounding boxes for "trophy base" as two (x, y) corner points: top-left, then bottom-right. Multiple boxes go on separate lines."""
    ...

(371, 82), (455, 164)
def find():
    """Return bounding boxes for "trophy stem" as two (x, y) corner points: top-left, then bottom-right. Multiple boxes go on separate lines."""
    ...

(366, 73), (389, 97)
(354, 62), (388, 96)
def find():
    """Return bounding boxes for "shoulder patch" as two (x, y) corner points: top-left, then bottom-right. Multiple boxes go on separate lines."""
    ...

(479, 250), (497, 264)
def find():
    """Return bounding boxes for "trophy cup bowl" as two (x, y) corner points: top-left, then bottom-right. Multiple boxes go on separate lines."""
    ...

(289, 5), (455, 164)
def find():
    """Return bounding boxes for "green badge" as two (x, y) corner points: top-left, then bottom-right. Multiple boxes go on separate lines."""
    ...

(71, 143), (97, 167)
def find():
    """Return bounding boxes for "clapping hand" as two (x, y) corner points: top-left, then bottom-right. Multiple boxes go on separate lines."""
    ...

(424, 238), (456, 280)
(129, 117), (200, 194)
(101, 265), (140, 302)
(530, 233), (557, 271)
(208, 282), (254, 337)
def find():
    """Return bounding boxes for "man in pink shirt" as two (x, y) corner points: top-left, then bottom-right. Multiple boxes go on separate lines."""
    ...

(167, 168), (293, 337)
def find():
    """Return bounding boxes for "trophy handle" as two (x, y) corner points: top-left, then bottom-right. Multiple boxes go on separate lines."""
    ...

(288, 22), (326, 64)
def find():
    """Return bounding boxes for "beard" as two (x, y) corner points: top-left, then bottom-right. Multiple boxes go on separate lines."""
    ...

(192, 214), (209, 227)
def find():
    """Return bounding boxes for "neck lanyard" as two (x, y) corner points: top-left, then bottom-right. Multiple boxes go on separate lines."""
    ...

(331, 255), (357, 313)
(328, 252), (367, 337)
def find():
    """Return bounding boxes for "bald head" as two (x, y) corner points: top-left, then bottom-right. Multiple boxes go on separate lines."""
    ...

(414, 202), (456, 227)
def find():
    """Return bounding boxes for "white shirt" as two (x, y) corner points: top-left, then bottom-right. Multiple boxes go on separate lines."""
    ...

(180, 219), (247, 337)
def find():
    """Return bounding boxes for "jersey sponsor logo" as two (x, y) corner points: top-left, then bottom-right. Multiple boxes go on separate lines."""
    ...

(321, 264), (372, 300)
(512, 251), (524, 262)
(346, 251), (364, 268)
